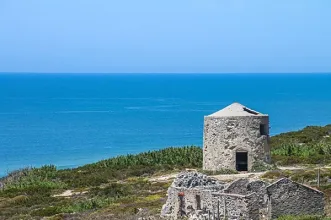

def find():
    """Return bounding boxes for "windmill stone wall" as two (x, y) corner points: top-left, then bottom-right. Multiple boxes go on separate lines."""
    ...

(203, 103), (271, 171)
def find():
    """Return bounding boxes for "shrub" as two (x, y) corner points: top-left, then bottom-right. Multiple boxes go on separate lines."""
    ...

(270, 125), (331, 147)
(277, 215), (326, 220)
(31, 206), (61, 217)
(262, 170), (289, 180)
(57, 146), (203, 187)
(82, 146), (203, 171)
(90, 183), (132, 198)
(0, 165), (66, 196)
(60, 197), (114, 213)
(270, 125), (331, 165)
(251, 160), (277, 172)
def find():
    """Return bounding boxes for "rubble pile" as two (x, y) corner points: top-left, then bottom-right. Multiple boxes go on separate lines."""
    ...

(172, 172), (224, 189)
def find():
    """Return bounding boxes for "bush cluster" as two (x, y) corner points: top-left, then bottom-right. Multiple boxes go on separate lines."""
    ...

(277, 215), (327, 220)
(58, 146), (203, 187)
(270, 125), (331, 165)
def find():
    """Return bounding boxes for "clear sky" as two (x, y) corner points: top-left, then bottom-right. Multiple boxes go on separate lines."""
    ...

(0, 0), (330, 73)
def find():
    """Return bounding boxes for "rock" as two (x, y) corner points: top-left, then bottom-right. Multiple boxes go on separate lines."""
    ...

(172, 171), (223, 189)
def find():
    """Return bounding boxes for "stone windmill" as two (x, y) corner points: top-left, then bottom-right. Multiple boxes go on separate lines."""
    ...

(203, 103), (270, 171)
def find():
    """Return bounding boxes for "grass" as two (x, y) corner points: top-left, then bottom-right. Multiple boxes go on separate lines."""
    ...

(270, 125), (331, 146)
(57, 146), (202, 188)
(0, 174), (169, 219)
(262, 167), (331, 183)
(0, 146), (200, 219)
(277, 216), (331, 220)
(1, 125), (331, 218)
(270, 125), (331, 165)
(251, 160), (277, 172)
(271, 143), (331, 165)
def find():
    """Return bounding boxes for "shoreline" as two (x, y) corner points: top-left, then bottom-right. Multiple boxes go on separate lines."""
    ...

(2, 123), (331, 178)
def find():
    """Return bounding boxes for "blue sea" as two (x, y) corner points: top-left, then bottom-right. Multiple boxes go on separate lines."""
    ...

(1, 73), (331, 176)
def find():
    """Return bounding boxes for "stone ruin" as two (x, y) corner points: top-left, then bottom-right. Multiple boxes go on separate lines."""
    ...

(161, 172), (324, 220)
(203, 103), (271, 172)
(172, 172), (224, 190)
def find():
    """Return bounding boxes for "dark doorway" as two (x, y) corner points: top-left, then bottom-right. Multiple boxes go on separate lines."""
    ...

(196, 195), (201, 210)
(236, 152), (248, 171)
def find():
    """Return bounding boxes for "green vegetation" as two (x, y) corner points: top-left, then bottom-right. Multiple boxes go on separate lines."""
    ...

(58, 146), (202, 188)
(262, 168), (331, 184)
(1, 125), (331, 219)
(277, 216), (330, 220)
(271, 125), (331, 165)
(271, 125), (331, 145)
(251, 160), (277, 172)
(0, 146), (199, 219)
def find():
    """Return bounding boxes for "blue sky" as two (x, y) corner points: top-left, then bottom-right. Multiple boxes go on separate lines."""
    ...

(0, 0), (330, 73)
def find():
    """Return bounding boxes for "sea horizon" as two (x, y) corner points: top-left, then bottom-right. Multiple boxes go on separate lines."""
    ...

(1, 72), (331, 75)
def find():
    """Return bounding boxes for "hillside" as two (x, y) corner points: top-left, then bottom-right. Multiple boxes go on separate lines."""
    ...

(0, 147), (201, 220)
(271, 124), (331, 165)
(1, 125), (331, 219)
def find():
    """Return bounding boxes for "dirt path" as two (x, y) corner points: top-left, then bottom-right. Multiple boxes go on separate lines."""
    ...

(149, 173), (178, 182)
(149, 165), (331, 183)
(213, 172), (265, 182)
(148, 171), (265, 183)
(53, 190), (88, 197)
(211, 166), (330, 182)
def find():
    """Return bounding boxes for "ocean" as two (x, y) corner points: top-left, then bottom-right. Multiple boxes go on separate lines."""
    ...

(1, 73), (331, 176)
